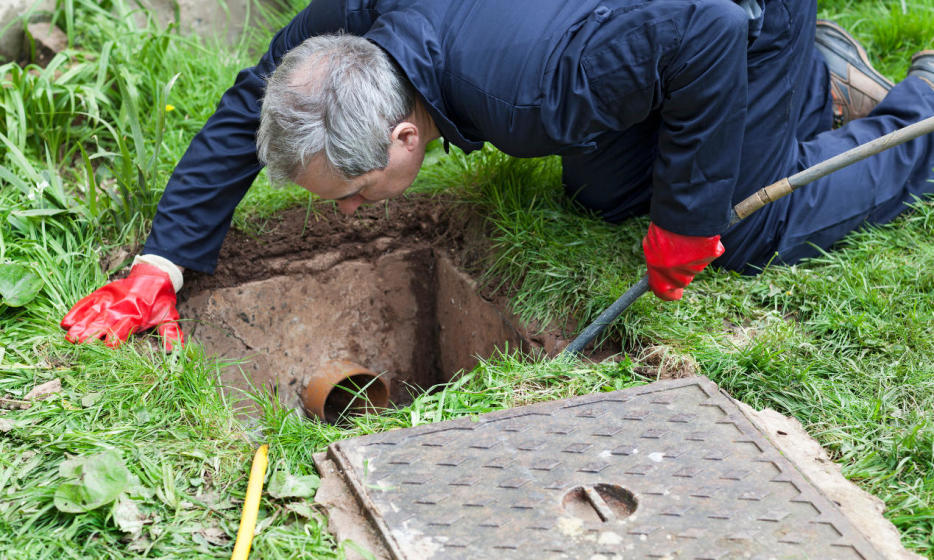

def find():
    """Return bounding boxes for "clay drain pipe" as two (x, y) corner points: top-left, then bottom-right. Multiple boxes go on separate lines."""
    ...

(302, 360), (390, 423)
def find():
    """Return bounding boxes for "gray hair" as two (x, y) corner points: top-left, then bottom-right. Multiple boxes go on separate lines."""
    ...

(256, 34), (416, 183)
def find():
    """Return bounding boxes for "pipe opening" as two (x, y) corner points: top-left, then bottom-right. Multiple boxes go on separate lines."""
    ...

(323, 374), (389, 421)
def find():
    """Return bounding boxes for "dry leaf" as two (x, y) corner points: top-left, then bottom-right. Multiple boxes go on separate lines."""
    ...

(0, 398), (30, 410)
(24, 378), (62, 401)
(196, 527), (231, 546)
(112, 495), (148, 536)
(254, 511), (278, 535)
(127, 537), (153, 553)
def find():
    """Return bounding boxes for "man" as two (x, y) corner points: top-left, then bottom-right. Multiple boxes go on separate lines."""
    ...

(61, 0), (934, 351)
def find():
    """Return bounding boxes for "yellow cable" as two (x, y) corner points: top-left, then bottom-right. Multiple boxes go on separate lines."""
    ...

(230, 444), (269, 560)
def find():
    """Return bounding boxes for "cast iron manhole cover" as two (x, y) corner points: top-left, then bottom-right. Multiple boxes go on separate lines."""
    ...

(314, 377), (882, 559)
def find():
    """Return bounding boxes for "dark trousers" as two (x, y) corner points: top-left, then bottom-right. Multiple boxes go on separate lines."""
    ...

(562, 0), (934, 273)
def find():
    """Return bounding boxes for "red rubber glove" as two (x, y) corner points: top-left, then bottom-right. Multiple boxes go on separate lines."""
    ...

(642, 222), (725, 301)
(61, 263), (184, 351)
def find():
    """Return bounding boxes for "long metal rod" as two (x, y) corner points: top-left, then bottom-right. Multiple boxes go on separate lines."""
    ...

(563, 275), (650, 355)
(563, 114), (934, 356)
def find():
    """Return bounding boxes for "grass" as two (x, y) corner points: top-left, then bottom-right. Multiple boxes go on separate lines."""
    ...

(0, 0), (932, 557)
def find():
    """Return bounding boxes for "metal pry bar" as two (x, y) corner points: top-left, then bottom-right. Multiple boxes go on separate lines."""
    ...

(564, 114), (934, 356)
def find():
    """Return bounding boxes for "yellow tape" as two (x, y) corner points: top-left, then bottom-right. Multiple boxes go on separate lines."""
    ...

(230, 444), (269, 560)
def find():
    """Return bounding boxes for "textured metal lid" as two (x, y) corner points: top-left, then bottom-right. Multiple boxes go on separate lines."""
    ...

(318, 377), (882, 559)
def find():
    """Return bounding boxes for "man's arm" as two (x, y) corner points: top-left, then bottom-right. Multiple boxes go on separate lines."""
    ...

(650, 2), (749, 237)
(644, 3), (748, 299)
(142, 0), (345, 273)
(587, 3), (749, 299)
(60, 1), (345, 350)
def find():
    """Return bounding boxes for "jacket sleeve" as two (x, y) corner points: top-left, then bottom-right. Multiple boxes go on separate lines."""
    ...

(649, 2), (749, 237)
(142, 0), (345, 272)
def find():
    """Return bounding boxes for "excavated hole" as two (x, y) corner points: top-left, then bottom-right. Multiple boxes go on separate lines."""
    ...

(180, 244), (532, 419)
(562, 484), (638, 522)
(175, 198), (620, 419)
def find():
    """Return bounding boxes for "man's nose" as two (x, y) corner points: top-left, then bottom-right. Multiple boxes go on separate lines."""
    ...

(337, 194), (366, 215)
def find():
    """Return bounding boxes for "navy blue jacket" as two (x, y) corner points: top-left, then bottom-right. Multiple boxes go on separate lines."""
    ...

(144, 0), (764, 272)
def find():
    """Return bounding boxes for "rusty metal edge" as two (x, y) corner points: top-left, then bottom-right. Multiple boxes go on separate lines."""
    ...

(730, 393), (890, 559)
(335, 378), (709, 448)
(321, 445), (410, 559)
(312, 451), (394, 560)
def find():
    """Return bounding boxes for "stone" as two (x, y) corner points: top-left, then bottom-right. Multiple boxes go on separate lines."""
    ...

(1, 0), (284, 63)
(0, 0), (54, 62)
(25, 21), (66, 67)
(132, 0), (282, 46)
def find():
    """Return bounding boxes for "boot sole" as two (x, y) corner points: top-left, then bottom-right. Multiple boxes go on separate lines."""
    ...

(911, 49), (934, 65)
(816, 19), (894, 88)
(909, 50), (934, 85)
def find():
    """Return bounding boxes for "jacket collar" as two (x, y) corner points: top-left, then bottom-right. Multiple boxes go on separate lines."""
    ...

(364, 9), (484, 154)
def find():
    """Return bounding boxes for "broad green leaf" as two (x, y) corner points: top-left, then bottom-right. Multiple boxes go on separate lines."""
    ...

(0, 132), (42, 183)
(83, 450), (132, 505)
(0, 166), (31, 197)
(6, 215), (33, 234)
(0, 264), (43, 307)
(54, 482), (94, 513)
(53, 450), (132, 513)
(285, 501), (315, 519)
(266, 471), (320, 499)
(59, 455), (85, 479)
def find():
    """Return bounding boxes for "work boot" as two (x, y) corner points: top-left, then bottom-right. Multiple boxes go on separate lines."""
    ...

(908, 50), (934, 89)
(815, 20), (893, 128)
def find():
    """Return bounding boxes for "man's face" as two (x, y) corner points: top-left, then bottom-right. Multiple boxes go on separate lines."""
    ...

(294, 121), (426, 215)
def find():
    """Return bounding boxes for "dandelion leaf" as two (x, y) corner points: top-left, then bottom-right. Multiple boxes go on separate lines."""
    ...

(0, 264), (43, 307)
(54, 449), (132, 513)
(267, 470), (320, 499)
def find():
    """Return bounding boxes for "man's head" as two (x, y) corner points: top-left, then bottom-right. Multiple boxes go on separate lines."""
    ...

(257, 34), (435, 214)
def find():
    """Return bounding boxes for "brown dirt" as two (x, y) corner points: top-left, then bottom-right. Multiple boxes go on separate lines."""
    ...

(182, 195), (463, 293)
(631, 344), (699, 380)
(181, 194), (616, 360)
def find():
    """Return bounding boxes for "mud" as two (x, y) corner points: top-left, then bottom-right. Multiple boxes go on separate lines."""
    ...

(178, 197), (544, 417)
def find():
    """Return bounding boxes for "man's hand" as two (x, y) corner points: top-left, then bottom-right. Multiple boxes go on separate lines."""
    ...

(61, 263), (184, 351)
(642, 222), (725, 301)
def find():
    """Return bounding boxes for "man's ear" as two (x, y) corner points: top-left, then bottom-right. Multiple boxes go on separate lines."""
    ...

(391, 120), (420, 150)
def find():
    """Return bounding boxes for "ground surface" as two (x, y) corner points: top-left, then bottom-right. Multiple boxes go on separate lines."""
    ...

(0, 0), (933, 558)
